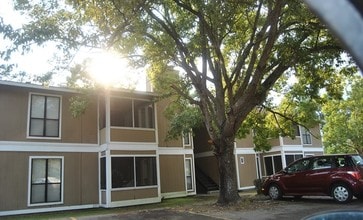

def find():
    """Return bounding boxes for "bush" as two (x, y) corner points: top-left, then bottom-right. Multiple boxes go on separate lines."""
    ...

(254, 178), (263, 194)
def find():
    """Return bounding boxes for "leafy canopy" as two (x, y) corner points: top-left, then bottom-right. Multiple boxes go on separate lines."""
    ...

(323, 77), (363, 154)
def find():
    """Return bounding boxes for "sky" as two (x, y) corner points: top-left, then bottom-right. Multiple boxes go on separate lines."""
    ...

(0, 0), (147, 90)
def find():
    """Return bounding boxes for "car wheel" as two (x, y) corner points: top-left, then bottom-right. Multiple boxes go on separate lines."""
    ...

(331, 184), (352, 203)
(268, 184), (282, 200)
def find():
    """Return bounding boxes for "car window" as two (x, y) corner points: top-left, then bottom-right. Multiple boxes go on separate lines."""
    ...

(286, 158), (311, 173)
(312, 158), (332, 170)
(335, 156), (349, 168)
(351, 155), (363, 166)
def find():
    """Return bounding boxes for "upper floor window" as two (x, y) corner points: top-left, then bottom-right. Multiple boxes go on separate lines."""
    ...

(110, 97), (155, 129)
(29, 94), (61, 138)
(302, 128), (312, 144)
(294, 124), (301, 137)
(183, 132), (192, 146)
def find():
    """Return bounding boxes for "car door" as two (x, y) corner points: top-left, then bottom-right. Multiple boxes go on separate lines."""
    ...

(279, 158), (313, 194)
(305, 157), (334, 193)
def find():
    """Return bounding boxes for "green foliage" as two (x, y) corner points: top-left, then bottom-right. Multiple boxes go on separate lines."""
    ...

(69, 95), (89, 118)
(322, 77), (363, 154)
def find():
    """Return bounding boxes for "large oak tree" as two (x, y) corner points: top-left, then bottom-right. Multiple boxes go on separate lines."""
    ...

(0, 0), (355, 204)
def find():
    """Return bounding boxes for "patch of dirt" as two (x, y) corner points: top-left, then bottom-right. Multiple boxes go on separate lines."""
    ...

(170, 194), (282, 215)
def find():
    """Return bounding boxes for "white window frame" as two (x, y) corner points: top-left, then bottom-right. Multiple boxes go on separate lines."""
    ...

(109, 97), (155, 130)
(302, 128), (312, 145)
(110, 155), (158, 190)
(27, 93), (62, 140)
(185, 158), (194, 191)
(28, 156), (64, 207)
(182, 131), (192, 147)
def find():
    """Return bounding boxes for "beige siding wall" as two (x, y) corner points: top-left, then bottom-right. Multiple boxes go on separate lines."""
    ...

(110, 128), (156, 143)
(0, 152), (98, 211)
(307, 126), (323, 147)
(111, 188), (158, 201)
(282, 137), (302, 145)
(159, 155), (185, 193)
(237, 154), (257, 187)
(0, 85), (98, 144)
(155, 99), (183, 147)
(267, 138), (281, 147)
(235, 134), (254, 148)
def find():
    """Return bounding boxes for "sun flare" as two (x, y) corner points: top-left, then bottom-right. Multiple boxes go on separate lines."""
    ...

(86, 50), (146, 90)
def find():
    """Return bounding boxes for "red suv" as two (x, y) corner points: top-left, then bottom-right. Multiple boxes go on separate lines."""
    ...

(261, 154), (363, 203)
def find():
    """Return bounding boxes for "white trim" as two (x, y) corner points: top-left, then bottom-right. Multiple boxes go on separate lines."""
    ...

(0, 204), (98, 217)
(28, 156), (64, 207)
(106, 197), (161, 208)
(238, 186), (255, 191)
(184, 157), (194, 192)
(234, 142), (241, 189)
(158, 147), (194, 155)
(105, 92), (111, 144)
(301, 147), (324, 152)
(182, 132), (192, 147)
(0, 141), (100, 152)
(110, 126), (156, 132)
(27, 92), (62, 140)
(156, 152), (161, 200)
(161, 191), (188, 199)
(268, 145), (323, 152)
(107, 142), (158, 151)
(234, 147), (256, 154)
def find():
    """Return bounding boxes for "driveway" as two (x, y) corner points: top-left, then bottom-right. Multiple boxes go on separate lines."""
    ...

(75, 196), (363, 220)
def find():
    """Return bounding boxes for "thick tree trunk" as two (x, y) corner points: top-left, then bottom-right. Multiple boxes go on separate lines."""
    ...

(215, 137), (241, 205)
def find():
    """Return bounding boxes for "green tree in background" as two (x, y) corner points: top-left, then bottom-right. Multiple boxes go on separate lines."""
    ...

(323, 77), (363, 154)
(0, 0), (356, 204)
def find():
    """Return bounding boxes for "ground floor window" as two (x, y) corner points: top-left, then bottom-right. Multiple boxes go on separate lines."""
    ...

(185, 158), (194, 191)
(111, 156), (157, 189)
(29, 157), (63, 205)
(285, 154), (303, 166)
(264, 155), (282, 176)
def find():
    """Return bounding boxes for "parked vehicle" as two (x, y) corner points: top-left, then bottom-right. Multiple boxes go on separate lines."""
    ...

(261, 154), (363, 203)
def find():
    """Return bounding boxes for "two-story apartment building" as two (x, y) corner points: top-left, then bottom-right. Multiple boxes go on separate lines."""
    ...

(0, 80), (195, 216)
(194, 122), (324, 191)
(0, 80), (324, 216)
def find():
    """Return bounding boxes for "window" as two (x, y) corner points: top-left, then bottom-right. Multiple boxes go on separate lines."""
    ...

(183, 132), (191, 146)
(285, 154), (303, 167)
(29, 157), (63, 205)
(312, 157), (332, 170)
(185, 158), (193, 191)
(29, 94), (61, 138)
(111, 156), (157, 188)
(100, 157), (106, 190)
(264, 155), (282, 176)
(135, 157), (157, 186)
(294, 125), (301, 137)
(302, 128), (312, 144)
(286, 158), (311, 173)
(110, 98), (154, 129)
